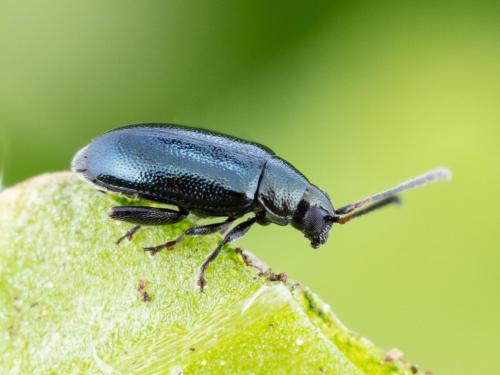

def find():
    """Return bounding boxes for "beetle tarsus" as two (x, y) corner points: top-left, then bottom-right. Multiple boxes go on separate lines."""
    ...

(143, 244), (168, 255)
(153, 236), (184, 251)
(116, 225), (141, 245)
(164, 240), (177, 250)
(197, 276), (207, 292)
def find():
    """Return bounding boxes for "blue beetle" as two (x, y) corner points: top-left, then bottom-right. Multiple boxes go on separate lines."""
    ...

(72, 124), (450, 290)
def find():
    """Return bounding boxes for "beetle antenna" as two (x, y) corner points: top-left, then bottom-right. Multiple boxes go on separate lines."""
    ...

(332, 196), (401, 224)
(334, 167), (451, 217)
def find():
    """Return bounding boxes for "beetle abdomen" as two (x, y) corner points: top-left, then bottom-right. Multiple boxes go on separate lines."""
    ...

(73, 124), (274, 216)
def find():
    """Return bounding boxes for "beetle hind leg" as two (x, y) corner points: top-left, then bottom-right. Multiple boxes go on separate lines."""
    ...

(115, 225), (141, 245)
(109, 206), (188, 245)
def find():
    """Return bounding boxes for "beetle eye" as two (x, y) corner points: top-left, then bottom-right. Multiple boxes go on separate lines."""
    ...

(303, 206), (333, 248)
(304, 206), (325, 233)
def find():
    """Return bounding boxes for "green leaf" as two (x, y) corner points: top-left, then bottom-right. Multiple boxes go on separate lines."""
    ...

(0, 173), (425, 374)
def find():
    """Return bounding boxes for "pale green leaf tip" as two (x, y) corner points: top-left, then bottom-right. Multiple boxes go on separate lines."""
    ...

(0, 172), (427, 374)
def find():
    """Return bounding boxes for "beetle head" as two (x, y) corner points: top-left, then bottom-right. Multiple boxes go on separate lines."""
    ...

(292, 185), (335, 249)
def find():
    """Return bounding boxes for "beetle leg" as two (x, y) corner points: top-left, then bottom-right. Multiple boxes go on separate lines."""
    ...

(109, 206), (188, 225)
(109, 206), (188, 245)
(143, 217), (236, 255)
(115, 225), (141, 245)
(198, 216), (258, 292)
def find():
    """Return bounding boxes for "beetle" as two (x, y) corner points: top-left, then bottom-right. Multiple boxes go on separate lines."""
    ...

(72, 123), (451, 291)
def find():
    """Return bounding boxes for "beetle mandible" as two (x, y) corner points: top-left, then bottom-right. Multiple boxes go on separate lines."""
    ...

(72, 123), (451, 291)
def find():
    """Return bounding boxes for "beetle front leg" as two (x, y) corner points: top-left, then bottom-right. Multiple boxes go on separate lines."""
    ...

(109, 206), (188, 245)
(198, 215), (258, 292)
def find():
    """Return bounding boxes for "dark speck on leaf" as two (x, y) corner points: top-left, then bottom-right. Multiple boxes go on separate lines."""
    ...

(268, 272), (288, 282)
(138, 279), (151, 303)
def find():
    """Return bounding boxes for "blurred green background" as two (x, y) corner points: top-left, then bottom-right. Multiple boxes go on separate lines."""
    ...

(1, 1), (499, 373)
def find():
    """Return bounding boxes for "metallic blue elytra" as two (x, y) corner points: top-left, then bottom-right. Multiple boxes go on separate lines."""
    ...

(73, 123), (335, 248)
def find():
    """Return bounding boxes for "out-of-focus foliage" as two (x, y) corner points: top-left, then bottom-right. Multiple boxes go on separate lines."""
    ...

(0, 1), (498, 374)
